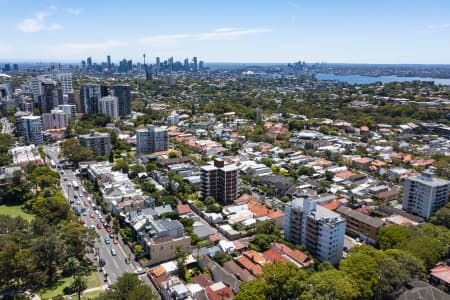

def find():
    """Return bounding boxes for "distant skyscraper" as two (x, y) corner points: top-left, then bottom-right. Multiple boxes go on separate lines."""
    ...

(86, 57), (92, 68)
(184, 58), (189, 71)
(13, 64), (19, 72)
(192, 57), (198, 72)
(136, 125), (168, 154)
(168, 57), (174, 71)
(18, 115), (43, 145)
(98, 96), (119, 120)
(199, 61), (204, 71)
(3, 64), (10, 72)
(39, 80), (63, 114)
(107, 55), (111, 69)
(81, 60), (86, 69)
(80, 84), (101, 114)
(112, 84), (131, 117)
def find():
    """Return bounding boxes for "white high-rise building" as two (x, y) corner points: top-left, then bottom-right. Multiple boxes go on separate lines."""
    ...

(402, 171), (450, 220)
(284, 197), (346, 265)
(57, 104), (76, 118)
(53, 73), (73, 94)
(42, 109), (69, 130)
(98, 96), (119, 120)
(136, 125), (168, 154)
(18, 115), (43, 145)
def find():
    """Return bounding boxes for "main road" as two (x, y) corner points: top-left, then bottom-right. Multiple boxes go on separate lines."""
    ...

(43, 145), (159, 295)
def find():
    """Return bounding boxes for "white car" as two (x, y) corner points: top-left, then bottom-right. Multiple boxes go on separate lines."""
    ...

(135, 267), (146, 275)
(111, 248), (117, 256)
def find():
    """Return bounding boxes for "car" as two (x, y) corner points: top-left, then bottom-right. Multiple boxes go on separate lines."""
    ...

(90, 213), (95, 218)
(80, 218), (85, 224)
(82, 211), (87, 216)
(135, 267), (146, 275)
(109, 232), (114, 238)
(74, 195), (78, 199)
(90, 225), (95, 230)
(111, 248), (117, 256)
(63, 178), (67, 181)
(96, 223), (102, 229)
(99, 258), (106, 267)
(104, 237), (110, 244)
(106, 226), (111, 233)
(125, 257), (130, 264)
(113, 238), (118, 244)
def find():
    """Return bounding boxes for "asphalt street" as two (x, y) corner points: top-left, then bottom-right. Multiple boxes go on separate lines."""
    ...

(43, 145), (157, 292)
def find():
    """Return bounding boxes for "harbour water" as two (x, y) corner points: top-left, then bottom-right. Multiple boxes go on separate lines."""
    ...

(316, 73), (450, 85)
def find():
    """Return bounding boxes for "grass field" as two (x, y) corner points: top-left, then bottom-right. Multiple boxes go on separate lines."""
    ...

(39, 272), (102, 300)
(0, 204), (34, 221)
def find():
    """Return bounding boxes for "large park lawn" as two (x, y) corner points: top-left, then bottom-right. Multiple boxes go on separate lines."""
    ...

(39, 272), (102, 300)
(0, 204), (34, 221)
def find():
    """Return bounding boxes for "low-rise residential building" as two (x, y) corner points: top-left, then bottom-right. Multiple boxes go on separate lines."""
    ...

(336, 206), (384, 245)
(79, 130), (111, 156)
(146, 236), (191, 266)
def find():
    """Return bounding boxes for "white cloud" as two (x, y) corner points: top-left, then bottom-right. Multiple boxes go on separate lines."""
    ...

(138, 27), (272, 45)
(17, 11), (62, 33)
(46, 40), (125, 58)
(195, 28), (272, 40)
(426, 23), (450, 30)
(66, 8), (82, 15)
(287, 1), (301, 9)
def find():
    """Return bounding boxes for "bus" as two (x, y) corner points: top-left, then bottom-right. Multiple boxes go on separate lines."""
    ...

(72, 181), (80, 190)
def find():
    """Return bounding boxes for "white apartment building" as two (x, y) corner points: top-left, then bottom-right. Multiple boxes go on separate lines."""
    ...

(42, 109), (69, 130)
(136, 125), (169, 154)
(284, 197), (346, 265)
(402, 171), (450, 219)
(98, 96), (119, 120)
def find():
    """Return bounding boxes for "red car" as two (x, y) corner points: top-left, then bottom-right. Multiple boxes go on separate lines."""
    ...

(80, 218), (85, 224)
(96, 223), (102, 229)
(105, 225), (111, 233)
(113, 238), (118, 244)
(90, 213), (95, 218)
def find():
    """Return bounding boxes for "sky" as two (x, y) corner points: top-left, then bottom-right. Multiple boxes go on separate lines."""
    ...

(1, 0), (450, 64)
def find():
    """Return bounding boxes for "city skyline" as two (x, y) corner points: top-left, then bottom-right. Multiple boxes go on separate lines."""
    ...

(1, 0), (450, 64)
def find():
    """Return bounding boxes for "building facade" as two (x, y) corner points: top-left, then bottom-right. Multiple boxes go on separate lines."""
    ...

(39, 80), (63, 114)
(136, 125), (169, 154)
(18, 115), (43, 145)
(42, 109), (69, 130)
(98, 96), (119, 120)
(57, 104), (76, 118)
(402, 171), (450, 220)
(284, 197), (346, 265)
(336, 205), (384, 245)
(112, 84), (131, 117)
(79, 130), (111, 156)
(201, 159), (239, 205)
(80, 84), (101, 114)
(53, 73), (73, 94)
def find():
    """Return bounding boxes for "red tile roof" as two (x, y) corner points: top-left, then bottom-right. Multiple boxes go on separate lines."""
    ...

(431, 264), (450, 284)
(176, 204), (191, 215)
(263, 249), (288, 263)
(235, 255), (263, 275)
